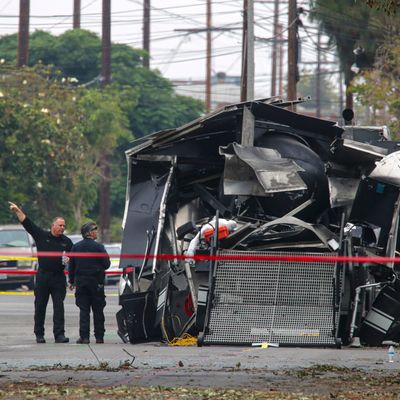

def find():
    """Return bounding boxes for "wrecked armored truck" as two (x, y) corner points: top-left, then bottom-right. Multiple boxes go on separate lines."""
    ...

(115, 98), (400, 347)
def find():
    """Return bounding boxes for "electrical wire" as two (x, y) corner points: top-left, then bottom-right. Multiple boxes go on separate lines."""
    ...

(0, 0), (351, 89)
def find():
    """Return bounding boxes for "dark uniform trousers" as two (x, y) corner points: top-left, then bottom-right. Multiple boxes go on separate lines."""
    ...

(34, 271), (66, 338)
(75, 276), (106, 340)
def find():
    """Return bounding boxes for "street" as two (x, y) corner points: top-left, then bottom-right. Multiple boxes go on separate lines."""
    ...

(0, 285), (121, 349)
(1, 286), (400, 399)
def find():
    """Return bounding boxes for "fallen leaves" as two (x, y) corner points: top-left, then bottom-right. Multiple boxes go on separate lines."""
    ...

(0, 380), (400, 400)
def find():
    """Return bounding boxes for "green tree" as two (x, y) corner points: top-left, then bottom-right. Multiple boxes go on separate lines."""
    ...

(0, 29), (204, 236)
(0, 29), (204, 136)
(309, 0), (395, 108)
(0, 31), (58, 66)
(0, 33), (18, 63)
(352, 36), (400, 137)
(55, 30), (101, 83)
(0, 64), (131, 231)
(364, 0), (398, 14)
(0, 63), (87, 226)
(61, 86), (131, 233)
(126, 67), (204, 137)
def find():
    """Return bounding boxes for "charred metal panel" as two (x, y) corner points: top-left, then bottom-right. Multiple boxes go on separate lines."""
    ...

(125, 100), (343, 161)
(241, 106), (255, 147)
(342, 125), (391, 142)
(349, 178), (400, 250)
(250, 101), (343, 139)
(342, 139), (388, 159)
(236, 216), (339, 253)
(220, 143), (306, 196)
(120, 157), (175, 278)
(117, 291), (160, 343)
(359, 285), (400, 346)
(253, 133), (330, 221)
(370, 151), (400, 186)
(328, 177), (359, 208)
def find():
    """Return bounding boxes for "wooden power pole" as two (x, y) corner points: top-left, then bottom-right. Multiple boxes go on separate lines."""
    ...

(73, 0), (81, 29)
(100, 0), (111, 243)
(17, 0), (30, 67)
(205, 0), (212, 112)
(246, 0), (254, 101)
(240, 0), (248, 102)
(316, 29), (321, 118)
(287, 0), (297, 103)
(277, 24), (284, 96)
(271, 0), (279, 97)
(143, 0), (150, 68)
(240, 0), (254, 102)
(175, 2), (234, 112)
(101, 0), (111, 86)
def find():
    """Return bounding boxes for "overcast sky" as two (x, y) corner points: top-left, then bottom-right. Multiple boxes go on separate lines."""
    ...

(0, 0), (328, 96)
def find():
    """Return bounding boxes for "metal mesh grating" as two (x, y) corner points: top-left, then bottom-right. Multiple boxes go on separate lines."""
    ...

(203, 250), (340, 346)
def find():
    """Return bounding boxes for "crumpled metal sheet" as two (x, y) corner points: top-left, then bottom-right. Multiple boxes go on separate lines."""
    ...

(342, 138), (388, 160)
(328, 177), (360, 208)
(220, 142), (306, 195)
(369, 151), (400, 187)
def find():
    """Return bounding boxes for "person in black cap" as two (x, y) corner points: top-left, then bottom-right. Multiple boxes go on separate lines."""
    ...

(68, 221), (110, 344)
(8, 201), (72, 344)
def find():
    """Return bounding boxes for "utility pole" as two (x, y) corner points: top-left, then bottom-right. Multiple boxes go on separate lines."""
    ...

(100, 0), (111, 243)
(143, 0), (150, 68)
(247, 0), (254, 101)
(17, 0), (30, 67)
(277, 24), (284, 96)
(287, 0), (297, 103)
(101, 0), (111, 86)
(240, 0), (248, 102)
(339, 68), (344, 118)
(73, 0), (81, 29)
(175, 14), (234, 111)
(205, 0), (212, 112)
(316, 29), (321, 118)
(271, 0), (279, 97)
(240, 0), (254, 102)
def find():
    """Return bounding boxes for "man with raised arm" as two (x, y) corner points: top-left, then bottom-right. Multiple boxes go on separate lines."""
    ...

(9, 201), (73, 344)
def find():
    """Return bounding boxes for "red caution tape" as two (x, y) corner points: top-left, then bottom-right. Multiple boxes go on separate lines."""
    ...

(0, 269), (37, 275)
(1, 250), (399, 279)
(0, 269), (122, 275)
(0, 250), (399, 264)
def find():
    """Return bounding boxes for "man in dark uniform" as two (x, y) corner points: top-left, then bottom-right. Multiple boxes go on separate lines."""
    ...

(8, 201), (72, 344)
(68, 221), (110, 344)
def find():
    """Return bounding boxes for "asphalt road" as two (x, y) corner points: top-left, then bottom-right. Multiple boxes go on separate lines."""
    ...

(0, 285), (399, 390)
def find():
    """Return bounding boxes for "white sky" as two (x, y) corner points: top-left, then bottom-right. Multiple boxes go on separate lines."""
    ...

(0, 0), (336, 97)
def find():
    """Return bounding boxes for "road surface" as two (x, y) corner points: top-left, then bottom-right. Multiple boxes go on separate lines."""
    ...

(1, 286), (400, 398)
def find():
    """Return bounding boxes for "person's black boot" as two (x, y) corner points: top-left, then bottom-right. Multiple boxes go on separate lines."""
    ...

(55, 335), (69, 343)
(36, 336), (46, 344)
(76, 337), (90, 344)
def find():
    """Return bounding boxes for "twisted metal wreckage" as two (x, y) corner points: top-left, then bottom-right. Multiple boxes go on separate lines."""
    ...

(116, 98), (400, 348)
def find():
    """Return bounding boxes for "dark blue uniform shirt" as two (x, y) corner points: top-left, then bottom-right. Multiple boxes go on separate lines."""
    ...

(22, 217), (73, 273)
(68, 238), (110, 285)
